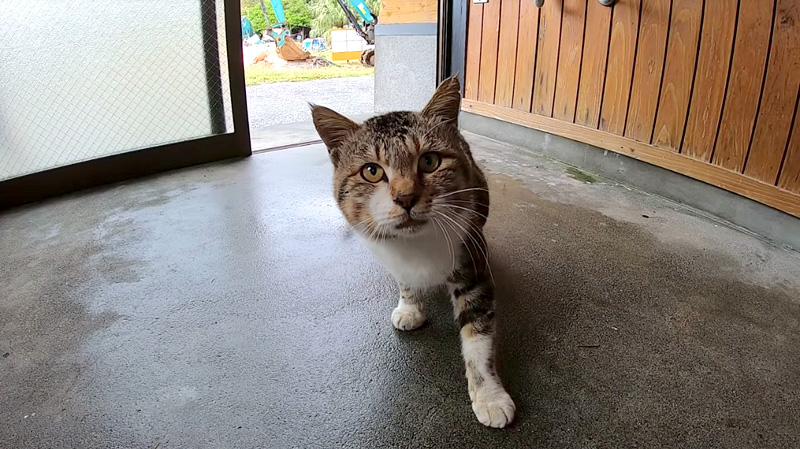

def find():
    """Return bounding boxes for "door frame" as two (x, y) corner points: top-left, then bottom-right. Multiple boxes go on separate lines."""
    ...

(437, 0), (468, 92)
(0, 0), (250, 210)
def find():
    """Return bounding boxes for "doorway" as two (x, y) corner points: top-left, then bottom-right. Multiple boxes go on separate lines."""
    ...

(240, 0), (379, 151)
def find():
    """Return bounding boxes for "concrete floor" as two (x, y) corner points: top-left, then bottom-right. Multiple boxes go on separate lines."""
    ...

(2, 134), (800, 448)
(246, 77), (374, 129)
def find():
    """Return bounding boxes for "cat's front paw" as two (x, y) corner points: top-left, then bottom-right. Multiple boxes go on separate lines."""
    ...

(391, 305), (426, 331)
(472, 390), (516, 428)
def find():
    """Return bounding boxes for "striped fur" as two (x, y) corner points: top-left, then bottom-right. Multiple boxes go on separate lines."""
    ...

(312, 76), (515, 428)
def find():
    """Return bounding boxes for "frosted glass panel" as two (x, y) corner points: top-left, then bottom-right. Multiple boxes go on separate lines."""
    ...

(0, 0), (233, 181)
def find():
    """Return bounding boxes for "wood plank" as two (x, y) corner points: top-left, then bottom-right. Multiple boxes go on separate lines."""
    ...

(464, 2), (484, 101)
(379, 0), (438, 24)
(478, 0), (502, 104)
(624, 0), (671, 142)
(712, 1), (774, 172)
(778, 89), (800, 193)
(463, 99), (800, 216)
(512, 1), (540, 111)
(552, 0), (587, 122)
(744, 0), (800, 183)
(599, 0), (640, 135)
(652, 0), (704, 151)
(531, 0), (562, 116)
(575, 0), (612, 128)
(495, 0), (521, 108)
(681, 0), (738, 161)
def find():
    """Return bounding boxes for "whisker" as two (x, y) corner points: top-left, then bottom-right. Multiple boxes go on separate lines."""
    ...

(367, 221), (382, 242)
(352, 218), (372, 233)
(438, 208), (486, 253)
(436, 187), (489, 199)
(437, 209), (495, 287)
(448, 211), (491, 260)
(435, 198), (489, 204)
(436, 211), (479, 277)
(434, 198), (490, 207)
(433, 217), (456, 273)
(365, 222), (376, 241)
(434, 206), (489, 249)
(436, 211), (476, 276)
(441, 218), (457, 273)
(436, 203), (489, 221)
(445, 211), (492, 261)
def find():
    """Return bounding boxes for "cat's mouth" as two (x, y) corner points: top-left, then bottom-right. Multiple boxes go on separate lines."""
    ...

(395, 217), (427, 231)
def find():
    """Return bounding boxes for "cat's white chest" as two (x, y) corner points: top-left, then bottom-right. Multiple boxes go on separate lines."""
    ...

(363, 226), (459, 288)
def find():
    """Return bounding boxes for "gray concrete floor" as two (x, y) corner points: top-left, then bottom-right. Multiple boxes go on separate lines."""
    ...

(246, 77), (374, 129)
(250, 114), (373, 152)
(2, 134), (800, 448)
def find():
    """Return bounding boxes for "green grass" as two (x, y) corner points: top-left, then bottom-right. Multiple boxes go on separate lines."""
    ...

(245, 61), (373, 86)
(314, 49), (333, 60)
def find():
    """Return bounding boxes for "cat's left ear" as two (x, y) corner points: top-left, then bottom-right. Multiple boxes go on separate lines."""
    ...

(421, 75), (461, 123)
(310, 104), (360, 166)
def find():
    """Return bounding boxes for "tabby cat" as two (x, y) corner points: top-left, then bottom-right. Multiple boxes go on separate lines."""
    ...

(311, 76), (515, 428)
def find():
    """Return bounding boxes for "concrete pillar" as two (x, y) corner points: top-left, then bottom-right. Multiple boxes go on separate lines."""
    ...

(374, 23), (438, 113)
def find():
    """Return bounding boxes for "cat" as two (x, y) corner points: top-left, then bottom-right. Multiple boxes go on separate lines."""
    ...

(311, 76), (515, 428)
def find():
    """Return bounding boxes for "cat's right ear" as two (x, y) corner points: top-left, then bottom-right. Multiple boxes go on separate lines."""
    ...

(421, 75), (461, 124)
(310, 104), (360, 165)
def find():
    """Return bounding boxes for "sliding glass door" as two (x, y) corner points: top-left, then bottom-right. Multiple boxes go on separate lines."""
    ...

(0, 0), (249, 208)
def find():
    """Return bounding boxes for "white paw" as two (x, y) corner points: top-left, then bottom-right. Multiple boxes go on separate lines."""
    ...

(472, 391), (516, 428)
(391, 306), (426, 331)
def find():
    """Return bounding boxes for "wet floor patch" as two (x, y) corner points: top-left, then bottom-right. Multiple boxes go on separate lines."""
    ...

(565, 166), (597, 184)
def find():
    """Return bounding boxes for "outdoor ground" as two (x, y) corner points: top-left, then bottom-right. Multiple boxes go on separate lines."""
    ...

(242, 47), (373, 86)
(245, 63), (372, 85)
(2, 133), (799, 447)
(246, 76), (374, 129)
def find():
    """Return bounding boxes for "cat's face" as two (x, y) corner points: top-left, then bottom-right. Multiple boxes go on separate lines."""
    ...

(312, 76), (485, 239)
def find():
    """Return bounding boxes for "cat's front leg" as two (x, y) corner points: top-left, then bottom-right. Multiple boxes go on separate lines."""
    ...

(391, 284), (426, 331)
(449, 278), (515, 428)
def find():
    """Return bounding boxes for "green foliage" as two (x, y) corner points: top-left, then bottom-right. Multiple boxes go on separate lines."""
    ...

(245, 3), (272, 34)
(284, 0), (312, 29)
(308, 0), (381, 40)
(244, 0), (312, 34)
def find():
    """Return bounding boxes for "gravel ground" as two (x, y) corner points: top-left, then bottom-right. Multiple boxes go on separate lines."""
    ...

(246, 76), (374, 129)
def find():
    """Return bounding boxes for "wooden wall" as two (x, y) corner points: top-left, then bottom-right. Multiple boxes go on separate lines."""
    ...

(463, 0), (800, 217)
(380, 0), (438, 24)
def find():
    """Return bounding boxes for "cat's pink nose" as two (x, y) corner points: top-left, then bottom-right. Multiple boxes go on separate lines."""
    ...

(393, 193), (418, 212)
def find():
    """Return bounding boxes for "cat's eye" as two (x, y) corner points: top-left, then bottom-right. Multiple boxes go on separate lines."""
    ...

(418, 152), (441, 173)
(360, 163), (385, 183)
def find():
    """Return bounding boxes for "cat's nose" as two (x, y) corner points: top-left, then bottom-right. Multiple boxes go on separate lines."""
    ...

(393, 193), (418, 212)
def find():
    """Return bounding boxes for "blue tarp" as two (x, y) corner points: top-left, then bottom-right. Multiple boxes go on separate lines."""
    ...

(241, 16), (254, 39)
(302, 38), (326, 52)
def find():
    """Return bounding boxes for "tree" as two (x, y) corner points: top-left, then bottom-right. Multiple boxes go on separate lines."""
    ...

(284, 0), (312, 29)
(244, 0), (312, 34)
(245, 3), (272, 34)
(308, 0), (381, 40)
